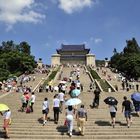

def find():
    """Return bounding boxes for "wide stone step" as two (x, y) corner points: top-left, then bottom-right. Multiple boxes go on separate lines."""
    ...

(9, 127), (140, 132)
(0, 117), (129, 121)
(8, 125), (140, 128)
(8, 113), (128, 117)
(1, 134), (140, 139)
(5, 121), (140, 126)
(7, 131), (140, 135)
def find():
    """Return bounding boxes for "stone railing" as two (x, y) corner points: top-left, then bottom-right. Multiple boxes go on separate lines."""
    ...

(33, 70), (53, 92)
(88, 66), (116, 92)
(53, 65), (63, 84)
(84, 66), (103, 92)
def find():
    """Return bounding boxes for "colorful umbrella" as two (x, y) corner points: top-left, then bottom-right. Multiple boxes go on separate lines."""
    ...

(59, 81), (67, 84)
(65, 98), (81, 106)
(71, 89), (81, 97)
(0, 104), (9, 112)
(48, 80), (53, 85)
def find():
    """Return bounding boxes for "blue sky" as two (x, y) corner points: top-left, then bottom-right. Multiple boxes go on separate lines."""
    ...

(0, 0), (140, 64)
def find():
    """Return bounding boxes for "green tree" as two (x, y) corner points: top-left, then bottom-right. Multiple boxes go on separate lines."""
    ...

(105, 57), (108, 61)
(96, 60), (105, 67)
(0, 68), (10, 81)
(113, 48), (117, 55)
(123, 38), (140, 54)
(1, 40), (15, 52)
(19, 41), (31, 55)
(0, 40), (36, 81)
(110, 38), (140, 79)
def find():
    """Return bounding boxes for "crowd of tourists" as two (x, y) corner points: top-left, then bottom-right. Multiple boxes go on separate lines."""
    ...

(34, 66), (50, 74)
(1, 64), (140, 139)
(96, 67), (140, 92)
(0, 74), (32, 93)
(0, 65), (50, 94)
(41, 66), (87, 137)
(20, 92), (36, 113)
(0, 76), (37, 139)
(39, 65), (139, 136)
(0, 67), (47, 139)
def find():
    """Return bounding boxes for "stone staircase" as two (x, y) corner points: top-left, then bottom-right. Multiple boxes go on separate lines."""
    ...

(97, 67), (139, 92)
(96, 67), (122, 91)
(0, 67), (140, 139)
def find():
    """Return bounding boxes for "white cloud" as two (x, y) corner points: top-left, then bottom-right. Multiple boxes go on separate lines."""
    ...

(51, 0), (58, 4)
(94, 38), (103, 44)
(83, 41), (89, 46)
(0, 0), (45, 30)
(56, 40), (69, 45)
(45, 43), (52, 48)
(58, 0), (94, 14)
(90, 37), (94, 41)
(89, 37), (103, 44)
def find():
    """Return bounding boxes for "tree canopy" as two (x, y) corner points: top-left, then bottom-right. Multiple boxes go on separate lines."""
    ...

(0, 40), (37, 81)
(110, 38), (140, 80)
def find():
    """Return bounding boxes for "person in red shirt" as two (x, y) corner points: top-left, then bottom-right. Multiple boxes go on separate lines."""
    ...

(25, 92), (30, 107)
(69, 82), (76, 97)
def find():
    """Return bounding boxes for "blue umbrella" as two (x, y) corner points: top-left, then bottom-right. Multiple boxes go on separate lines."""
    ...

(131, 92), (140, 102)
(71, 89), (80, 97)
(65, 98), (81, 106)
(74, 80), (79, 83)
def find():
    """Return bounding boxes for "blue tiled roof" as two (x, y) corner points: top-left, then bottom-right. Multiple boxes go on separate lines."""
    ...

(61, 44), (85, 51)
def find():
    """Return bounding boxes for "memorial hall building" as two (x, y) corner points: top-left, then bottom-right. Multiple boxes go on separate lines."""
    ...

(51, 44), (95, 66)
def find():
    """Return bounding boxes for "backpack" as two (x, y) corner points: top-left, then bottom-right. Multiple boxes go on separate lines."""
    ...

(26, 107), (31, 113)
(9, 118), (12, 125)
(130, 102), (134, 112)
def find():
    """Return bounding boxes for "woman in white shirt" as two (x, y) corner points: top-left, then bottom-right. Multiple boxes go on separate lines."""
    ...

(109, 105), (117, 128)
(58, 90), (65, 113)
(30, 92), (36, 112)
(0, 110), (11, 138)
(53, 94), (60, 124)
(42, 98), (49, 126)
(66, 106), (74, 137)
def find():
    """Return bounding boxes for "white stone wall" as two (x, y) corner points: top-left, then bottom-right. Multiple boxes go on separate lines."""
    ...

(37, 62), (43, 68)
(51, 54), (61, 67)
(86, 54), (96, 67)
(51, 53), (96, 67)
(105, 61), (109, 67)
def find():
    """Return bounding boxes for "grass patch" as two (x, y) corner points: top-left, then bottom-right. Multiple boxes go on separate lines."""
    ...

(90, 70), (101, 79)
(87, 66), (114, 92)
(43, 67), (60, 87)
(97, 79), (111, 92)
(87, 67), (101, 79)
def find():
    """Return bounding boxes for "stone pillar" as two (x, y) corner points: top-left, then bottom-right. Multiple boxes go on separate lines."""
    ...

(105, 61), (109, 67)
(51, 54), (61, 67)
(86, 54), (96, 67)
(37, 59), (43, 69)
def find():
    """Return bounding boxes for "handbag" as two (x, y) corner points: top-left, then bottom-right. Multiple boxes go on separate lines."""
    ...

(130, 103), (134, 112)
(45, 108), (49, 114)
(26, 107), (31, 113)
(9, 118), (12, 125)
(64, 119), (68, 126)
